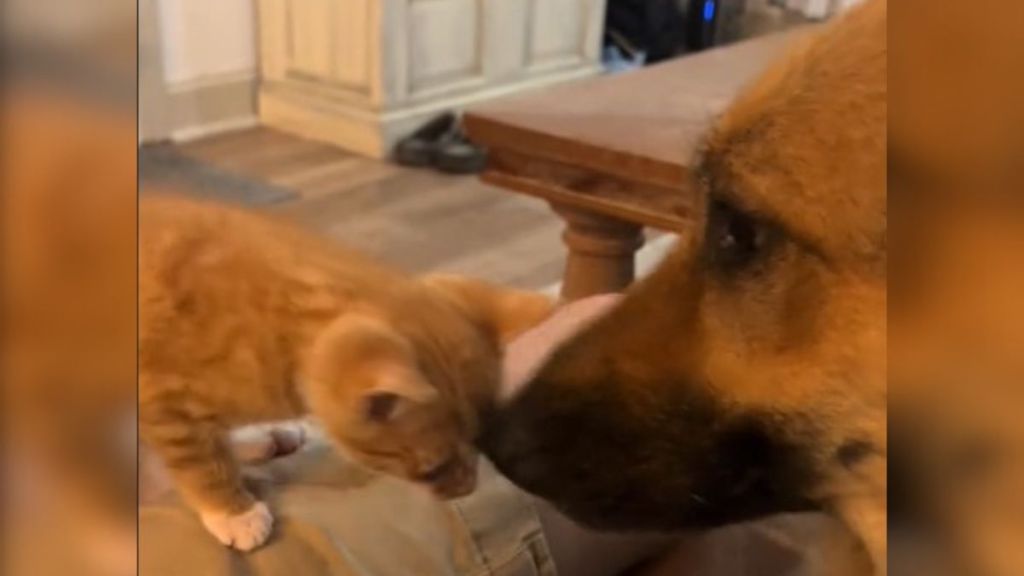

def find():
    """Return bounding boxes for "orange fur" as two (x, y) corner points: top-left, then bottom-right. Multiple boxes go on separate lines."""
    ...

(139, 194), (552, 549)
(481, 3), (886, 575)
(3, 85), (138, 573)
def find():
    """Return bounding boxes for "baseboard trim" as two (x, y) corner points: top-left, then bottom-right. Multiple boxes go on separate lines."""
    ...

(158, 74), (258, 143)
(166, 70), (257, 95)
(260, 90), (385, 157)
(171, 115), (259, 143)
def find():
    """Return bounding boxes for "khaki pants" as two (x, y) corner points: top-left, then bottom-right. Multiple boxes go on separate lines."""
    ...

(140, 438), (556, 576)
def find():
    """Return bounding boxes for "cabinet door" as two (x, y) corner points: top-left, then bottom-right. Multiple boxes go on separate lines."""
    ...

(403, 0), (484, 98)
(482, 0), (530, 83)
(260, 0), (378, 104)
(395, 0), (605, 102)
(526, 0), (604, 72)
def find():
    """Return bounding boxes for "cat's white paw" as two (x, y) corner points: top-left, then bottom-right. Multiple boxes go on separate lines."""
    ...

(267, 424), (306, 457)
(232, 423), (307, 463)
(200, 501), (274, 551)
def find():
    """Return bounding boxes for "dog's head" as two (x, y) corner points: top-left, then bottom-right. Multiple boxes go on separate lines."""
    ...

(481, 0), (886, 554)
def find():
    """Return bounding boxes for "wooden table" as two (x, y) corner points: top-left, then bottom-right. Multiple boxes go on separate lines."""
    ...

(465, 30), (805, 299)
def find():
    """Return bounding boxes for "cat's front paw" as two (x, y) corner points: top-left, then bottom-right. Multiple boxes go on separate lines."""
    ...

(231, 423), (307, 463)
(200, 501), (274, 551)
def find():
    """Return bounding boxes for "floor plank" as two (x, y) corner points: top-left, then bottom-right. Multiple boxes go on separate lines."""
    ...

(168, 127), (567, 290)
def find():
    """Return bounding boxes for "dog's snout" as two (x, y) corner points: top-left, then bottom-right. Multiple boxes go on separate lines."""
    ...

(479, 403), (552, 493)
(479, 407), (528, 463)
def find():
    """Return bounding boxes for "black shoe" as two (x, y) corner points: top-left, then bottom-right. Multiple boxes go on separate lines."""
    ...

(432, 125), (487, 174)
(394, 112), (457, 167)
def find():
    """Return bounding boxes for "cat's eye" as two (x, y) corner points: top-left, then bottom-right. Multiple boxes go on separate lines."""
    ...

(706, 199), (771, 271)
(364, 391), (400, 422)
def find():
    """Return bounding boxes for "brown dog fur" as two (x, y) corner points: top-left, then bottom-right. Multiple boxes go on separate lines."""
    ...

(482, 2), (886, 574)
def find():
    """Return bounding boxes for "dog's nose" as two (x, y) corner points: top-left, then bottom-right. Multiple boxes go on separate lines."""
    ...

(478, 409), (514, 463)
(479, 407), (553, 495)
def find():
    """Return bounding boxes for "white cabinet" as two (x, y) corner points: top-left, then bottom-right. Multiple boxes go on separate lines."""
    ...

(258, 0), (607, 157)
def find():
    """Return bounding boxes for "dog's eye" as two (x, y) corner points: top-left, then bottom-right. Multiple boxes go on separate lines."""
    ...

(706, 200), (770, 270)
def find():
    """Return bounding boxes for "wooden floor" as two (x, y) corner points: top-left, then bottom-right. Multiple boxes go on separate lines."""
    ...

(172, 127), (567, 290)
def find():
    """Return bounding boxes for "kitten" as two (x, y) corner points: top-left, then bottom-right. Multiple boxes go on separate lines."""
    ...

(139, 195), (553, 551)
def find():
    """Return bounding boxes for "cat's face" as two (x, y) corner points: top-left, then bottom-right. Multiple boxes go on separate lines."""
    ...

(335, 365), (484, 499)
(305, 313), (485, 498)
(305, 277), (552, 499)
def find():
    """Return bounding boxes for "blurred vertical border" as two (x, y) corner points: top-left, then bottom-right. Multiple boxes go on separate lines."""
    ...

(890, 1), (1024, 575)
(2, 1), (138, 575)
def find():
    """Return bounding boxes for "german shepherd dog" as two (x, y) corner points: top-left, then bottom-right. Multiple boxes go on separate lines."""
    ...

(481, 1), (886, 574)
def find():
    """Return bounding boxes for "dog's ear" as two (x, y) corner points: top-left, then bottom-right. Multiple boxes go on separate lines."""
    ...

(421, 274), (555, 346)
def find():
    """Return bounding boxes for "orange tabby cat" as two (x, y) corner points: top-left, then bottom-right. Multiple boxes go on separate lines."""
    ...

(139, 194), (553, 551)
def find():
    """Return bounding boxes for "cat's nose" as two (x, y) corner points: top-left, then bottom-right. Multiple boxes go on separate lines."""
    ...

(416, 455), (457, 484)
(416, 453), (477, 499)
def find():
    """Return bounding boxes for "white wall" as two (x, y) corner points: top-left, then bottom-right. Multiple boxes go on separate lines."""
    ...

(838, 0), (867, 10)
(157, 0), (257, 87)
(780, 0), (864, 19)
(780, 0), (832, 19)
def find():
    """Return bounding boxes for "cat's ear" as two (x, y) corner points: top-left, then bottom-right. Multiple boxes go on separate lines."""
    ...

(421, 274), (555, 346)
(361, 366), (438, 423)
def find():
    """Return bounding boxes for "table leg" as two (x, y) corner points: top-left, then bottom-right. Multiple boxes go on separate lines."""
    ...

(553, 204), (645, 300)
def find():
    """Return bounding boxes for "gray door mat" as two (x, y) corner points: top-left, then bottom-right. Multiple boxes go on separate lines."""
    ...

(140, 143), (298, 206)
